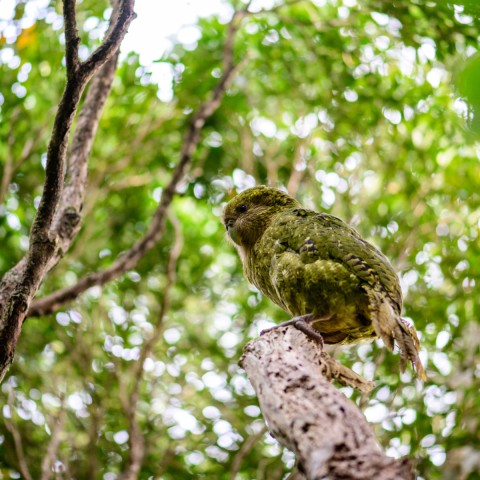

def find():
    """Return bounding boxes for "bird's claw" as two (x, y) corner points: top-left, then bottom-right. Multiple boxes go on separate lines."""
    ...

(260, 314), (325, 350)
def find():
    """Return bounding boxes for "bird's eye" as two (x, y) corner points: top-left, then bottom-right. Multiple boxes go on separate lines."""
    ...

(236, 204), (248, 213)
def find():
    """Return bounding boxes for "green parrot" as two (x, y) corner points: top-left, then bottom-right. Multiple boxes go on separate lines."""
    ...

(223, 185), (426, 380)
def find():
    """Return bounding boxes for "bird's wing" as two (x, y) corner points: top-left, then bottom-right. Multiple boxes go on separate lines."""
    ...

(270, 208), (403, 313)
(265, 208), (426, 379)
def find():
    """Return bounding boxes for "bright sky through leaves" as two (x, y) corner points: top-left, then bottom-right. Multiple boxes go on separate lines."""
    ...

(122, 0), (232, 100)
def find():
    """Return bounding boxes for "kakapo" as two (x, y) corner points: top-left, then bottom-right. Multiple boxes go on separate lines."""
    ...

(223, 185), (426, 379)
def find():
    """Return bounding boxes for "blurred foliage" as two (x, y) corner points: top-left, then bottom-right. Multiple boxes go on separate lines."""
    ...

(456, 52), (480, 134)
(1, 0), (480, 479)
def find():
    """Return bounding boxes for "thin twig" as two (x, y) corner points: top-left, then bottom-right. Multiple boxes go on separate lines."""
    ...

(81, 0), (136, 79)
(4, 389), (33, 480)
(229, 426), (268, 480)
(40, 407), (67, 480)
(118, 213), (183, 480)
(132, 212), (183, 386)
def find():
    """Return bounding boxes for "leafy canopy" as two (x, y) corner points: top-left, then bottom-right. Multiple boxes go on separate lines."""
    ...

(0, 0), (479, 479)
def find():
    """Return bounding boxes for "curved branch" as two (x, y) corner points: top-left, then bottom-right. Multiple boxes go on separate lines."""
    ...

(28, 8), (246, 318)
(240, 327), (414, 480)
(118, 213), (183, 480)
(81, 0), (136, 79)
(29, 0), (134, 241)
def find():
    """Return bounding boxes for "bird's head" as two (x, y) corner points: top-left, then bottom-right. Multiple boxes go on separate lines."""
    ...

(222, 186), (300, 255)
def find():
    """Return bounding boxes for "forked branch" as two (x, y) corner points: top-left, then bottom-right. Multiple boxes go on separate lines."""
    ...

(29, 6), (248, 318)
(0, 0), (136, 382)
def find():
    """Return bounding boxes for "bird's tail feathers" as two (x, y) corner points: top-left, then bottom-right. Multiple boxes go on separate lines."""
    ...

(364, 287), (427, 381)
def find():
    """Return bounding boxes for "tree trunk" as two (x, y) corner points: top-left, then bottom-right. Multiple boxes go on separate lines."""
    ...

(239, 326), (415, 480)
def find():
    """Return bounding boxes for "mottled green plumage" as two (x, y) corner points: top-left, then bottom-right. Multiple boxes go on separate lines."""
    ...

(223, 185), (426, 379)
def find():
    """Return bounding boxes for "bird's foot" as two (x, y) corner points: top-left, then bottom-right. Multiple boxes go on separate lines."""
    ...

(260, 314), (326, 350)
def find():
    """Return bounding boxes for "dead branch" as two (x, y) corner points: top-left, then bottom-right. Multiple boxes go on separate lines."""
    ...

(118, 213), (183, 480)
(239, 327), (414, 480)
(40, 407), (67, 480)
(28, 6), (248, 318)
(286, 137), (311, 197)
(229, 426), (268, 480)
(4, 388), (33, 480)
(0, 0), (135, 382)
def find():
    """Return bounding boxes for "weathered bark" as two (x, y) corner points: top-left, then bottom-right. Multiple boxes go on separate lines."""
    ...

(47, 2), (125, 273)
(1, 0), (252, 384)
(0, 0), (136, 382)
(240, 326), (415, 480)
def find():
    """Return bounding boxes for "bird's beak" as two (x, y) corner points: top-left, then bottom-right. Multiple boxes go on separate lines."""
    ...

(228, 226), (241, 245)
(225, 219), (241, 245)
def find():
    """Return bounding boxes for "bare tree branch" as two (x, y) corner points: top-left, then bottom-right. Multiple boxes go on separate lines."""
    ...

(49, 1), (153, 266)
(0, 0), (136, 382)
(29, 7), (247, 318)
(229, 426), (268, 480)
(287, 138), (311, 197)
(48, 50), (120, 270)
(118, 213), (183, 480)
(134, 213), (183, 385)
(240, 327), (414, 480)
(63, 0), (80, 76)
(40, 408), (67, 480)
(81, 0), (136, 79)
(4, 389), (33, 480)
